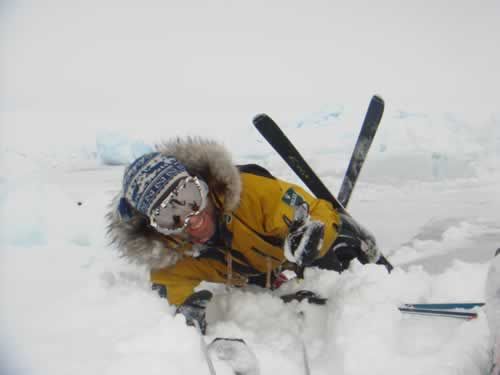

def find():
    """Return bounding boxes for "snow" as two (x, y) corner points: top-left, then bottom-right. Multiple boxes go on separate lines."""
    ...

(1, 120), (498, 375)
(2, 1), (500, 374)
(486, 254), (500, 374)
(96, 131), (153, 166)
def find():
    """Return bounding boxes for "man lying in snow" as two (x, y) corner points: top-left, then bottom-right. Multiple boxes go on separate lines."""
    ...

(107, 137), (392, 333)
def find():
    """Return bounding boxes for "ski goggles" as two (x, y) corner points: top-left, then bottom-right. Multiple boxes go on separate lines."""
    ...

(150, 176), (209, 235)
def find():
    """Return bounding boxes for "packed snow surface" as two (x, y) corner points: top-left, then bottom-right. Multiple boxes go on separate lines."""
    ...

(1, 106), (499, 374)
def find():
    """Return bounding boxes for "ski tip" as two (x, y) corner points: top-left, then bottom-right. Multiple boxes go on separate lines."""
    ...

(252, 113), (270, 125)
(211, 337), (246, 345)
(372, 94), (384, 105)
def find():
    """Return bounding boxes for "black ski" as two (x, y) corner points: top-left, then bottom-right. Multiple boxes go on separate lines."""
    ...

(253, 114), (346, 213)
(397, 307), (478, 320)
(253, 95), (384, 212)
(337, 95), (384, 207)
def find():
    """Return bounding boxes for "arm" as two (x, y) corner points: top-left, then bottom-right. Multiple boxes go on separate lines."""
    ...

(239, 172), (340, 264)
(151, 257), (228, 335)
(150, 256), (227, 305)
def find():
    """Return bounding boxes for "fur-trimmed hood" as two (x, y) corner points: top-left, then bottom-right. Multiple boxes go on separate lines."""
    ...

(106, 137), (242, 269)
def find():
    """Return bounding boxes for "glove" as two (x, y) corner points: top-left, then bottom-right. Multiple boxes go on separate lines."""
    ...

(284, 203), (325, 267)
(176, 290), (213, 334)
(333, 213), (381, 265)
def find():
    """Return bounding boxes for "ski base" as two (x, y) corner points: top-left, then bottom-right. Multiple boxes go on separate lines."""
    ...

(398, 307), (478, 320)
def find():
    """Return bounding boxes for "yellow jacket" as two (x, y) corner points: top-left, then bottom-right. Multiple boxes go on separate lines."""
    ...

(151, 167), (340, 305)
(107, 138), (341, 306)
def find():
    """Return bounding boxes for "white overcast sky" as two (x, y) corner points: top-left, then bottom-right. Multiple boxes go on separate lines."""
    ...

(1, 0), (499, 142)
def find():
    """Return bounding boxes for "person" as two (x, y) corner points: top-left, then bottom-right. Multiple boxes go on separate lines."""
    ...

(107, 137), (392, 333)
(486, 249), (500, 375)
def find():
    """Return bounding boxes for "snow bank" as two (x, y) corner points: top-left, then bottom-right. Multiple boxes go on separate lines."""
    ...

(1, 106), (499, 374)
(486, 253), (500, 372)
(391, 218), (500, 266)
(244, 108), (500, 185)
(0, 176), (105, 248)
(1, 239), (491, 375)
(0, 157), (495, 375)
(3, 105), (499, 184)
(96, 131), (153, 166)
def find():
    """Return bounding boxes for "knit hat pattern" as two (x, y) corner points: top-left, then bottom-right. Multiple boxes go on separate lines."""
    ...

(120, 152), (190, 219)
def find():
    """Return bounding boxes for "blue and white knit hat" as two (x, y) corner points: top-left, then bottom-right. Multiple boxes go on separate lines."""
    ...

(118, 152), (190, 220)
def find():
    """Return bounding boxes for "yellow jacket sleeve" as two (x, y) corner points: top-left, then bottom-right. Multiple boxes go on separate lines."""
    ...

(150, 257), (227, 305)
(238, 173), (341, 259)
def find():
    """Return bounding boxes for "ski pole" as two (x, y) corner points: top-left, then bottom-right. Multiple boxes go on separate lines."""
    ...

(299, 337), (311, 375)
(194, 320), (217, 375)
(296, 312), (311, 375)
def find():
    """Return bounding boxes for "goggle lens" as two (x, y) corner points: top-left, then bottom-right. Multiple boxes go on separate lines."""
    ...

(151, 177), (208, 234)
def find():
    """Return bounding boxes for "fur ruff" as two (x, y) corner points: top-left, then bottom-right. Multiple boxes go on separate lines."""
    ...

(106, 137), (242, 269)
